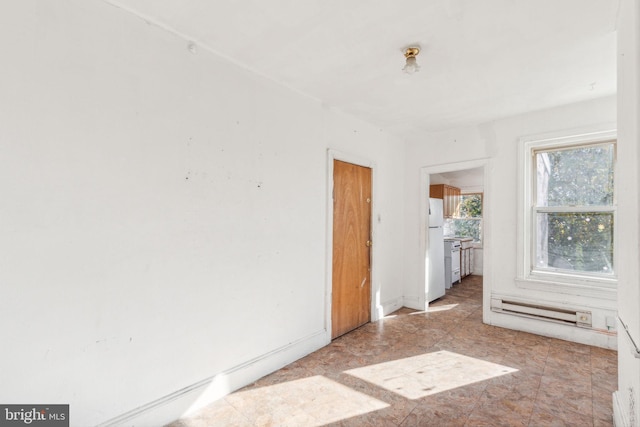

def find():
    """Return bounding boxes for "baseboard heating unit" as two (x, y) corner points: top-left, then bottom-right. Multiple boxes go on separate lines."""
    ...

(491, 298), (592, 328)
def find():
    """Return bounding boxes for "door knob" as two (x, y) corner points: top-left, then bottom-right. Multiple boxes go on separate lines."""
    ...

(366, 240), (373, 247)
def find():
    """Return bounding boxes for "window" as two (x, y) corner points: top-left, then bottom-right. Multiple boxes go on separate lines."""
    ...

(520, 130), (616, 286)
(444, 193), (482, 242)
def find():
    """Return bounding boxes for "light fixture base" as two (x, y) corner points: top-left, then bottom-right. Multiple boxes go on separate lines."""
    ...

(404, 47), (420, 58)
(402, 47), (421, 74)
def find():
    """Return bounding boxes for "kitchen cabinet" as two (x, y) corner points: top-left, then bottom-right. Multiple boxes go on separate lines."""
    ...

(429, 184), (461, 218)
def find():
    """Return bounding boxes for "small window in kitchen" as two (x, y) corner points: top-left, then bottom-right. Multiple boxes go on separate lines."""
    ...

(444, 193), (482, 243)
(519, 128), (617, 288)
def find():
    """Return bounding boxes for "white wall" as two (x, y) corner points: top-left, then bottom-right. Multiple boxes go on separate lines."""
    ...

(614, 0), (640, 424)
(404, 95), (618, 348)
(0, 1), (405, 426)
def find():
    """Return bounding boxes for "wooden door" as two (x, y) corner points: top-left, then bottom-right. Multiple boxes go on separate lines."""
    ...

(332, 160), (372, 339)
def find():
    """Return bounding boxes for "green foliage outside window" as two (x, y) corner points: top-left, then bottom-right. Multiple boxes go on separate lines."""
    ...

(445, 194), (482, 242)
(542, 212), (613, 273)
(535, 143), (615, 275)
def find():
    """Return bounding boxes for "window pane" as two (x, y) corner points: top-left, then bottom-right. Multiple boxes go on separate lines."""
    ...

(444, 218), (482, 242)
(536, 144), (614, 207)
(535, 212), (614, 274)
(458, 194), (482, 218)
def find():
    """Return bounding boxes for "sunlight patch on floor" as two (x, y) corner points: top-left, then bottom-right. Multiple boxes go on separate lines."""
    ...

(409, 303), (460, 314)
(345, 350), (517, 400)
(426, 303), (459, 312)
(222, 375), (388, 426)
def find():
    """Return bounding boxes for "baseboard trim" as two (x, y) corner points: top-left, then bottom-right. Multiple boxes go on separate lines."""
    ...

(402, 295), (423, 311)
(489, 310), (617, 350)
(96, 329), (328, 427)
(381, 297), (403, 316)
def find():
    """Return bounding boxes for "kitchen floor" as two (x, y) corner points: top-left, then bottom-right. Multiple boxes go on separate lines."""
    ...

(167, 276), (617, 426)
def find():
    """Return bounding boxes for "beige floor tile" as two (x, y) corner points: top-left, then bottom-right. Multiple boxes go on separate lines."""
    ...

(166, 275), (617, 427)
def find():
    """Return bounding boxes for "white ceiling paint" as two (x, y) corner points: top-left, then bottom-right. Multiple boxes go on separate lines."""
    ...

(103, 0), (618, 140)
(432, 167), (485, 188)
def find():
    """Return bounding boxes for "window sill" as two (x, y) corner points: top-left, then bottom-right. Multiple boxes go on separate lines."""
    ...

(515, 275), (617, 300)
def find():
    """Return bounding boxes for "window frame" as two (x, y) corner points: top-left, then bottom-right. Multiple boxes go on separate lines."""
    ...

(517, 128), (618, 295)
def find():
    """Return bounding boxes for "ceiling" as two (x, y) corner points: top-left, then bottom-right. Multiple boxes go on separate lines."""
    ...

(104, 0), (619, 141)
(432, 167), (484, 188)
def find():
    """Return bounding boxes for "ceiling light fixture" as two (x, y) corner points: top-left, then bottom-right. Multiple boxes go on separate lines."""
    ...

(402, 47), (420, 74)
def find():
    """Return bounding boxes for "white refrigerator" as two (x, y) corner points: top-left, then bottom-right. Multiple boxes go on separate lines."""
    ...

(427, 198), (446, 302)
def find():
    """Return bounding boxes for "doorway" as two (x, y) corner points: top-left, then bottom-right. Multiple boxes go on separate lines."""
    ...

(422, 160), (489, 321)
(331, 159), (372, 339)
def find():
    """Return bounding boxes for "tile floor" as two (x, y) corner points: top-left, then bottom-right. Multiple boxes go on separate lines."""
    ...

(168, 275), (618, 426)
